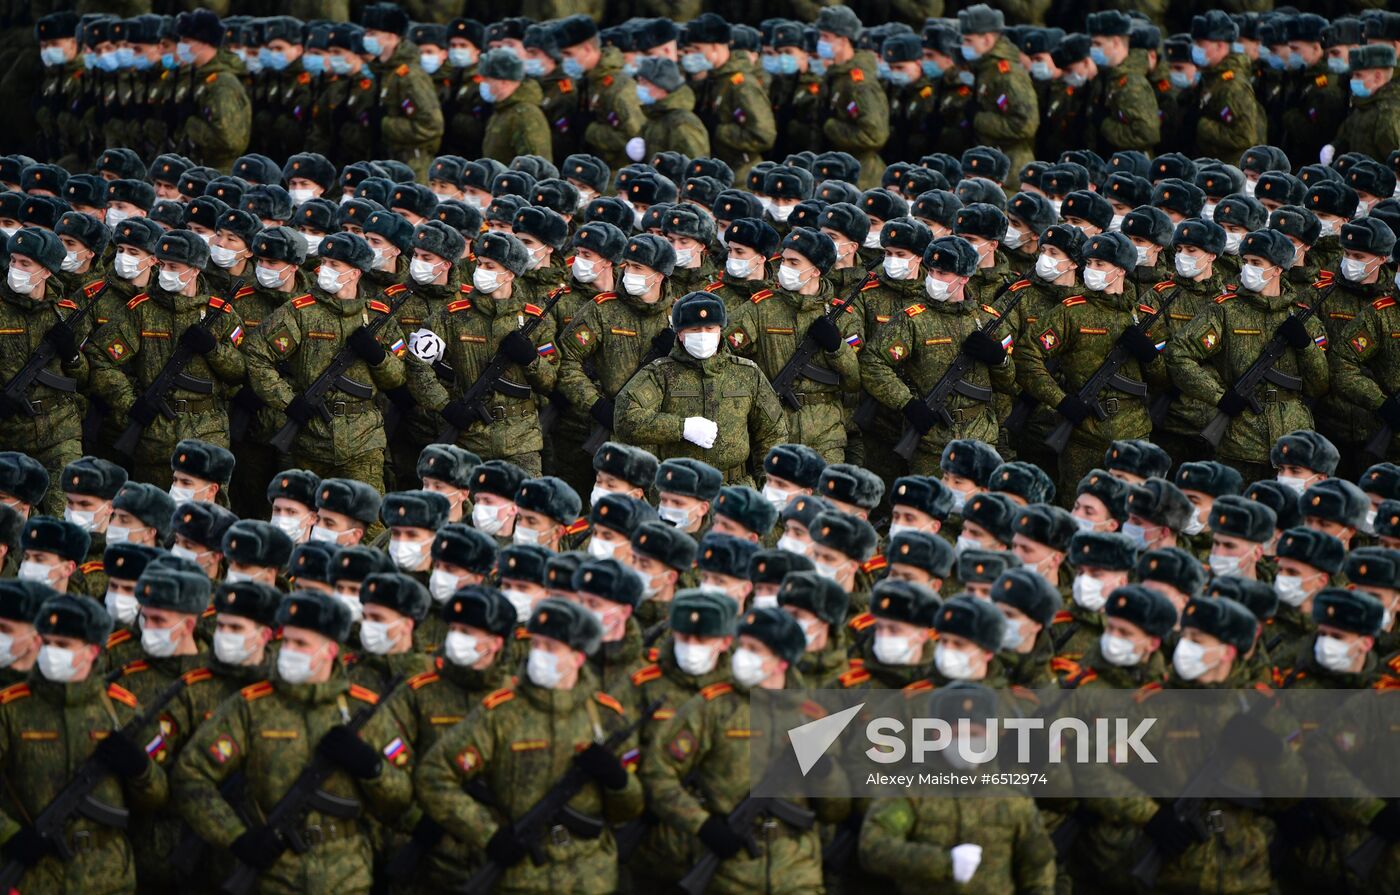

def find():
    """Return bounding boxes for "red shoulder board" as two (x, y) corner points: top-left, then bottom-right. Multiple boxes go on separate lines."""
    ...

(483, 688), (516, 709)
(595, 692), (624, 714)
(80, 560), (104, 575)
(122, 659), (150, 676)
(593, 291), (617, 304)
(1157, 78), (1170, 93)
(565, 517), (590, 536)
(83, 279), (107, 299)
(861, 279), (881, 291)
(980, 304), (1000, 318)
(750, 289), (774, 303)
(106, 628), (132, 649)
(291, 294), (316, 309)
(1009, 279), (1033, 291)
(206, 296), (231, 313)
(1221, 70), (1234, 81)
(1134, 681), (1164, 703)
(861, 554), (887, 574)
(1072, 669), (1098, 686)
(1138, 304), (1156, 315)
(106, 683), (139, 708)
(630, 664), (662, 686)
(395, 63), (409, 77)
(348, 684), (378, 704)
(849, 68), (864, 83)
(1375, 676), (1400, 691)
(367, 300), (392, 314)
(1253, 682), (1275, 696)
(904, 303), (927, 317)
(384, 283), (409, 297)
(522, 303), (544, 317)
(235, 286), (255, 300)
(1061, 296), (1086, 307)
(205, 72), (218, 84)
(0, 683), (29, 704)
(700, 682), (734, 701)
(559, 78), (574, 94)
(998, 60), (1011, 74)
(181, 667), (214, 686)
(808, 82), (820, 95)
(460, 283), (474, 294)
(1153, 280), (1175, 293)
(56, 298), (79, 310)
(830, 298), (853, 313)
(126, 293), (150, 311)
(298, 71), (311, 85)
(1388, 654), (1400, 675)
(847, 612), (875, 632)
(703, 280), (725, 294)
(902, 679), (934, 694)
(1374, 296), (1397, 311)
(1050, 656), (1080, 675)
(1316, 270), (1335, 284)
(408, 671), (440, 690)
(839, 666), (871, 687)
(241, 681), (275, 702)
(548, 286), (570, 300)
(602, 75), (613, 87)
(801, 699), (826, 719)
(448, 298), (473, 313)
(1214, 292), (1237, 304)
(1052, 609), (1075, 625)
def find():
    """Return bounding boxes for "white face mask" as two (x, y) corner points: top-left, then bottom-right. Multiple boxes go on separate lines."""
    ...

(513, 525), (545, 546)
(0, 633), (17, 668)
(472, 268), (503, 294)
(726, 256), (755, 278)
(302, 235), (323, 256)
(1174, 253), (1202, 278)
(887, 522), (921, 540)
(1317, 219), (1336, 238)
(1100, 632), (1142, 667)
(622, 271), (650, 296)
(1000, 616), (1026, 651)
(7, 267), (39, 296)
(675, 640), (719, 675)
(1121, 522), (1149, 550)
(1239, 263), (1269, 293)
(389, 538), (430, 571)
(472, 502), (508, 535)
(332, 592), (363, 623)
(214, 630), (256, 665)
(641, 571), (666, 600)
(140, 622), (181, 658)
(359, 619), (395, 655)
(157, 267), (188, 293)
(863, 230), (883, 249)
(113, 253), (145, 280)
(371, 248), (391, 270)
(1182, 506), (1206, 536)
(1083, 267), (1114, 292)
(673, 248), (695, 268)
(777, 534), (809, 556)
(169, 485), (196, 504)
(105, 525), (133, 545)
(277, 646), (318, 684)
(225, 569), (255, 585)
(587, 537), (620, 560)
(269, 513), (309, 542)
(60, 250), (84, 273)
(209, 244), (241, 269)
(934, 642), (977, 680)
(948, 489), (971, 515)
(658, 504), (691, 528)
(409, 258), (441, 284)
(527, 648), (566, 688)
(682, 332), (720, 359)
(1341, 257), (1372, 283)
(105, 208), (130, 227)
(318, 265), (346, 293)
(1222, 232), (1244, 256)
(1208, 553), (1244, 578)
(924, 274), (953, 301)
(503, 588), (534, 621)
(883, 256), (913, 280)
(873, 633), (920, 666)
(777, 264), (808, 291)
(1365, 507), (1379, 534)
(768, 204), (793, 223)
(762, 485), (792, 511)
(1201, 202), (1217, 221)
(813, 559), (845, 585)
(1002, 225), (1025, 248)
(444, 631), (483, 666)
(289, 188), (316, 205)
(37, 645), (80, 682)
(1134, 246), (1151, 267)
(17, 560), (53, 583)
(1108, 215), (1125, 233)
(105, 589), (139, 626)
(589, 486), (618, 508)
(1275, 475), (1308, 496)
(1035, 253), (1065, 281)
(429, 569), (461, 603)
(1172, 639), (1212, 680)
(571, 256), (600, 283)
(310, 525), (345, 546)
(255, 263), (289, 289)
(170, 544), (201, 563)
(1314, 634), (1355, 672)
(752, 594), (779, 610)
(731, 646), (768, 687)
(1072, 574), (1108, 611)
(954, 534), (981, 557)
(1273, 574), (1310, 607)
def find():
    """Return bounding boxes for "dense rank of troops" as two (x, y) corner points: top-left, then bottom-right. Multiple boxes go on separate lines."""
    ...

(0, 2), (1397, 894)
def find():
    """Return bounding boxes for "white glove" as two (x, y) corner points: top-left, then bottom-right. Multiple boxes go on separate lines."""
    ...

(682, 416), (718, 449)
(1320, 144), (1335, 166)
(625, 136), (647, 162)
(950, 843), (983, 884)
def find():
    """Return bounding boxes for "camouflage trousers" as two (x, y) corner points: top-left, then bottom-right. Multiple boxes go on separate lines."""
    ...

(253, 833), (375, 895)
(293, 448), (387, 496)
(23, 435), (81, 517)
(542, 411), (597, 503)
(1059, 436), (1111, 509)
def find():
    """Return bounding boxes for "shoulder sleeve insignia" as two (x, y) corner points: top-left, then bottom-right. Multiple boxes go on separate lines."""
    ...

(750, 289), (774, 303)
(700, 682), (734, 701)
(1134, 681), (1164, 703)
(240, 681), (275, 702)
(979, 304), (1001, 318)
(384, 283), (409, 296)
(395, 63), (409, 77)
(0, 683), (29, 704)
(594, 692), (624, 715)
(126, 293), (149, 310)
(998, 60), (1011, 74)
(106, 683), (139, 708)
(56, 298), (78, 310)
(523, 303), (544, 317)
(861, 279), (881, 291)
(703, 280), (725, 293)
(849, 68), (864, 83)
(291, 294), (316, 309)
(902, 680), (934, 694)
(483, 688), (516, 709)
(1050, 656), (1081, 675)
(630, 664), (662, 686)
(121, 659), (150, 676)
(82, 280), (107, 299)
(1154, 280), (1175, 292)
(1009, 279), (1033, 291)
(903, 303), (927, 317)
(367, 300), (392, 314)
(547, 286), (569, 300)
(408, 671), (440, 690)
(564, 517), (590, 536)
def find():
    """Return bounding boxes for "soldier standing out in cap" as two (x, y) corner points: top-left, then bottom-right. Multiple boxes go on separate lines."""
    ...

(1187, 12), (1265, 164)
(957, 5), (1038, 188)
(171, 10), (251, 172)
(815, 7), (890, 190)
(361, 4), (444, 181)
(478, 48), (553, 163)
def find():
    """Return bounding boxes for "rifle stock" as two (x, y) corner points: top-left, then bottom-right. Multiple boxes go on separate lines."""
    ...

(770, 266), (878, 412)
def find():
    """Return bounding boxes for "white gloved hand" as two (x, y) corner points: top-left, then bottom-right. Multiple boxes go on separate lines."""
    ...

(682, 416), (718, 448)
(950, 843), (983, 884)
(1320, 144), (1335, 166)
(625, 137), (647, 162)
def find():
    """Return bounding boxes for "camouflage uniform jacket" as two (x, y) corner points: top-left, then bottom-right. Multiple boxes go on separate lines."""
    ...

(640, 84), (711, 161)
(536, 67), (583, 163)
(371, 41), (445, 177)
(0, 278), (98, 451)
(705, 268), (775, 316)
(1048, 603), (1103, 663)
(1090, 54), (1161, 154)
(1195, 54), (1265, 164)
(1333, 291), (1400, 455)
(968, 37), (1039, 177)
(177, 51), (252, 172)
(481, 79), (553, 164)
(1313, 272), (1388, 447)
(998, 628), (1056, 688)
(581, 47), (644, 173)
(821, 50), (890, 190)
(1154, 271), (1231, 436)
(696, 57), (777, 186)
(1281, 61), (1348, 169)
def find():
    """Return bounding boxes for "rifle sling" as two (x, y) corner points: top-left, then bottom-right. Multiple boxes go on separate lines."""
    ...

(171, 371), (215, 394)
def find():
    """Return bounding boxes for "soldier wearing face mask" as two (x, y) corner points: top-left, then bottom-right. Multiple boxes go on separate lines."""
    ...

(58, 456), (128, 596)
(839, 578), (942, 697)
(1206, 494), (1278, 586)
(1063, 583), (1176, 689)
(289, 543), (338, 595)
(168, 501), (236, 583)
(1358, 463), (1400, 548)
(466, 459), (528, 547)
(16, 515), (89, 598)
(707, 486), (775, 546)
(423, 522), (497, 641)
(626, 521), (698, 634)
(1071, 468), (1128, 531)
(928, 593), (1007, 685)
(1300, 478), (1371, 551)
(1121, 477), (1194, 554)
(888, 474), (955, 544)
(311, 477), (381, 551)
(953, 488), (1018, 567)
(587, 442), (657, 511)
(758, 444), (824, 518)
(1202, 577), (1278, 687)
(1268, 526), (1344, 670)
(0, 580), (54, 687)
(100, 542), (163, 652)
(1010, 503), (1077, 598)
(584, 493), (654, 568)
(207, 578), (280, 699)
(1277, 587), (1387, 689)
(221, 520), (294, 599)
(565, 558), (644, 692)
(379, 489), (451, 602)
(329, 545), (396, 634)
(951, 550), (1021, 604)
(1170, 461), (1242, 559)
(348, 572), (433, 692)
(991, 567), (1062, 688)
(1055, 530), (1138, 660)
(167, 437), (234, 513)
(937, 438), (1004, 540)
(1137, 547), (1209, 628)
(805, 509), (878, 611)
(695, 531), (760, 611)
(1344, 548), (1400, 662)
(511, 476), (584, 553)
(1269, 428), (1337, 501)
(749, 545), (813, 604)
(415, 444), (477, 526)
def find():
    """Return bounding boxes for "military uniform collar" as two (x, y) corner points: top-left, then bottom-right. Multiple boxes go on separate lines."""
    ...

(30, 668), (106, 707)
(438, 653), (512, 692)
(316, 287), (366, 317)
(667, 341), (727, 372)
(209, 651), (272, 683)
(518, 674), (588, 712)
(597, 617), (644, 669)
(144, 645), (209, 678)
(857, 638), (936, 688)
(273, 661), (351, 705)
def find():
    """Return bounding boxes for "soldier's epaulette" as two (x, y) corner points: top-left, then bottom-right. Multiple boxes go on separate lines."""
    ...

(205, 72), (219, 84)
(1375, 675), (1400, 692)
(830, 298), (854, 312)
(52, 297), (78, 312)
(700, 682), (734, 701)
(1374, 296), (1397, 311)
(291, 294), (316, 309)
(1214, 292), (1237, 304)
(1138, 303), (1155, 315)
(1221, 70), (1234, 80)
(181, 667), (214, 686)
(861, 279), (881, 291)
(903, 303), (926, 317)
(106, 628), (132, 649)
(750, 289), (774, 303)
(1050, 656), (1081, 675)
(367, 299), (392, 314)
(647, 646), (659, 662)
(838, 666), (871, 687)
(408, 671), (440, 690)
(1389, 653), (1400, 676)
(522, 303), (544, 317)
(0, 683), (30, 705)
(593, 291), (617, 304)
(559, 78), (574, 93)
(595, 692), (624, 715)
(861, 554), (886, 574)
(207, 296), (232, 313)
(515, 626), (530, 640)
(730, 71), (745, 85)
(1253, 681), (1275, 696)
(298, 71), (311, 85)
(107, 683), (139, 708)
(1315, 74), (1328, 88)
(82, 279), (107, 299)
(240, 680), (275, 702)
(348, 684), (378, 704)
(127, 292), (150, 310)
(79, 560), (104, 575)
(121, 659), (150, 676)
(1009, 278), (1033, 291)
(631, 664), (662, 686)
(547, 285), (570, 300)
(448, 298), (473, 313)
(1316, 270), (1335, 285)
(979, 304), (1000, 318)
(1067, 669), (1097, 687)
(800, 699), (825, 719)
(1052, 610), (1075, 625)
(847, 612), (875, 632)
(1134, 681), (1164, 703)
(483, 687), (516, 709)
(235, 285), (255, 300)
(1061, 295), (1086, 307)
(1153, 280), (1175, 293)
(564, 517), (589, 536)
(1011, 685), (1039, 705)
(395, 63), (409, 77)
(703, 280), (726, 293)
(902, 679), (933, 694)
(382, 282), (409, 297)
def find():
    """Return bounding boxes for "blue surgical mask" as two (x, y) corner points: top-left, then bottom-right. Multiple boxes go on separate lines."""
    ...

(177, 41), (195, 66)
(635, 83), (654, 105)
(420, 53), (442, 74)
(1231, 42), (1245, 55)
(303, 54), (324, 76)
(329, 55), (353, 76)
(263, 49), (290, 71)
(561, 56), (584, 79)
(622, 61), (638, 77)
(1263, 51), (1284, 71)
(132, 53), (153, 71)
(448, 47), (474, 68)
(1286, 53), (1306, 70)
(876, 61), (891, 80)
(762, 55), (781, 75)
(1089, 46), (1108, 67)
(523, 58), (546, 78)
(681, 52), (712, 74)
(816, 39), (834, 60)
(922, 59), (945, 79)
(116, 47), (135, 68)
(1327, 56), (1349, 75)
(97, 50), (120, 72)
(1029, 61), (1052, 81)
(957, 69), (976, 86)
(161, 52), (176, 70)
(809, 58), (826, 76)
(1062, 71), (1086, 88)
(82, 52), (96, 70)
(1351, 77), (1370, 98)
(889, 70), (913, 87)
(1169, 70), (1197, 89)
(362, 35), (382, 57)
(40, 46), (67, 67)
(1190, 44), (1208, 68)
(960, 45), (981, 63)
(479, 80), (496, 102)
